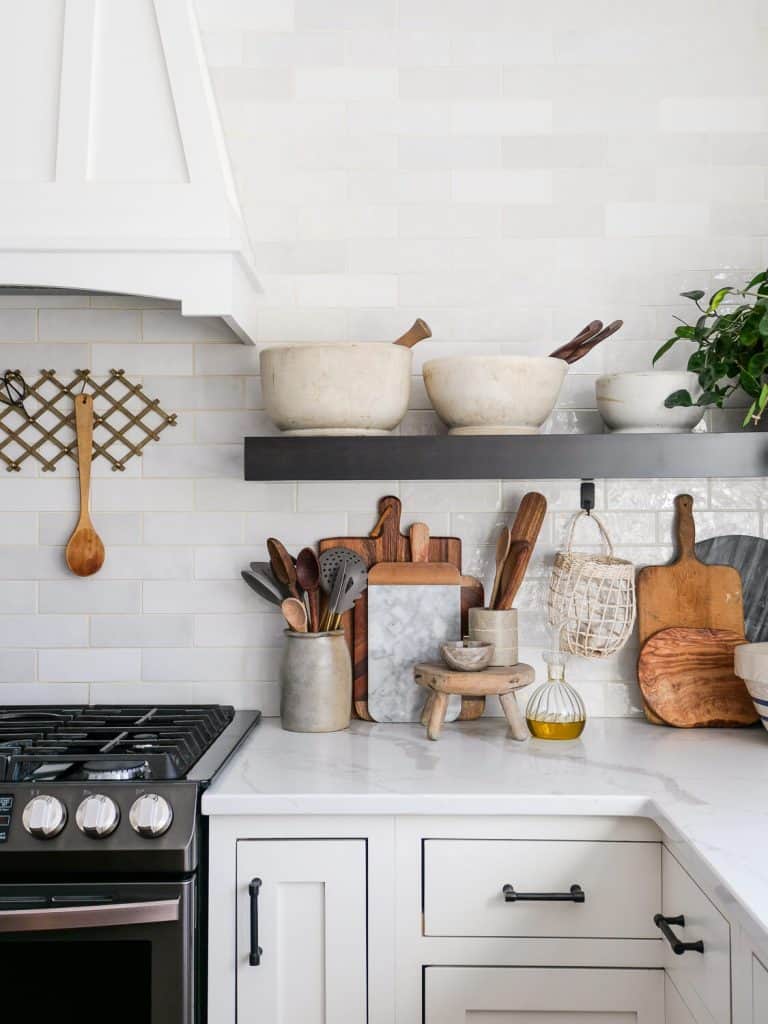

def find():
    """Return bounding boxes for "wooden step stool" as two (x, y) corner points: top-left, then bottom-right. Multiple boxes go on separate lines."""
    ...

(414, 662), (535, 741)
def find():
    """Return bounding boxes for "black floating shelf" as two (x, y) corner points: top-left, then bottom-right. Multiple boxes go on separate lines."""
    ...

(244, 432), (768, 481)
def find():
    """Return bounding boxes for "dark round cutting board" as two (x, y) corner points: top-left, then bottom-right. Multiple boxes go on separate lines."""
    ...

(695, 534), (768, 643)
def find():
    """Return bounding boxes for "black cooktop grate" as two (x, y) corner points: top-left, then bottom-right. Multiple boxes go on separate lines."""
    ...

(0, 705), (235, 783)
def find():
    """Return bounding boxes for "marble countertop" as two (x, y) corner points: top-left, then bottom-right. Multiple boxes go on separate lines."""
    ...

(203, 716), (768, 940)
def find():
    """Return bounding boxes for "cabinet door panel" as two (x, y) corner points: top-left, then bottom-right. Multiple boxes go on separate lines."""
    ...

(424, 967), (664, 1023)
(666, 976), (697, 1024)
(753, 956), (768, 1023)
(661, 849), (730, 1024)
(236, 839), (366, 1024)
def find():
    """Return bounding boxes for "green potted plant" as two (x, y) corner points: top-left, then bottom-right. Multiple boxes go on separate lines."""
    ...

(654, 269), (768, 428)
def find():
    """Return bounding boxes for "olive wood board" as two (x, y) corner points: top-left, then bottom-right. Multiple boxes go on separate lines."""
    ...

(637, 627), (756, 728)
(636, 494), (744, 725)
(318, 496), (484, 721)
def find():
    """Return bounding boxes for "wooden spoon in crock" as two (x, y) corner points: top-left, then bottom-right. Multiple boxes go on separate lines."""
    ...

(65, 394), (105, 577)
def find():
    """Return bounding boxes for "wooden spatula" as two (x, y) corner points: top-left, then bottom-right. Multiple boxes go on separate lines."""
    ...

(638, 626), (756, 727)
(65, 394), (105, 577)
(496, 540), (533, 610)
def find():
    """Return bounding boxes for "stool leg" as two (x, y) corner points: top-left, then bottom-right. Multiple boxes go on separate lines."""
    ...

(420, 691), (436, 727)
(427, 692), (449, 741)
(500, 691), (529, 741)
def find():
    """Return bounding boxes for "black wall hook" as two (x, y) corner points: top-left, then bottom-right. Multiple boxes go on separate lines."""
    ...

(580, 479), (595, 515)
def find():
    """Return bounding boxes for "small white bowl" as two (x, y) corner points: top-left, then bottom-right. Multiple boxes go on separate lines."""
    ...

(423, 355), (567, 435)
(734, 642), (768, 733)
(596, 371), (705, 433)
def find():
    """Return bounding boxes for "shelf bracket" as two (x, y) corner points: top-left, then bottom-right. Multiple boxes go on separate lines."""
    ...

(580, 479), (595, 515)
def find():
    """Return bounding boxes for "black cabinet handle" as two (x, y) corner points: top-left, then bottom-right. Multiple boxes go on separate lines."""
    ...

(654, 913), (704, 955)
(249, 878), (263, 966)
(502, 883), (585, 903)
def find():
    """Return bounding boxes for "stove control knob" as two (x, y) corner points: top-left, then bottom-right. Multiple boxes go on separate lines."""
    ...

(76, 794), (120, 838)
(22, 795), (67, 839)
(129, 794), (173, 838)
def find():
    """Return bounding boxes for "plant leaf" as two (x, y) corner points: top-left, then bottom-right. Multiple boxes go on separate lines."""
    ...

(653, 338), (678, 364)
(664, 389), (694, 408)
(759, 310), (768, 336)
(674, 325), (697, 339)
(680, 289), (705, 301)
(746, 271), (767, 291)
(708, 287), (733, 312)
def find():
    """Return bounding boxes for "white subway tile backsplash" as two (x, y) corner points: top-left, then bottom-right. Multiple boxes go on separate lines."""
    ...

(38, 309), (140, 342)
(144, 512), (244, 546)
(0, 616), (89, 648)
(5, 1), (768, 720)
(39, 581), (140, 615)
(39, 649), (141, 683)
(142, 648), (244, 682)
(91, 615), (194, 648)
(0, 650), (36, 683)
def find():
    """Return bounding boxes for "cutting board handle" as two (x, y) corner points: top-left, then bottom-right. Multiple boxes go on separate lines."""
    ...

(410, 523), (430, 562)
(675, 494), (696, 561)
(370, 495), (402, 561)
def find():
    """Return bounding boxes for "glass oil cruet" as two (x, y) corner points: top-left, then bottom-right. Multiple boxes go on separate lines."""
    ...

(525, 625), (586, 740)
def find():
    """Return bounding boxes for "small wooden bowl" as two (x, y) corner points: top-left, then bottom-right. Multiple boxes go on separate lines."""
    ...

(441, 640), (494, 672)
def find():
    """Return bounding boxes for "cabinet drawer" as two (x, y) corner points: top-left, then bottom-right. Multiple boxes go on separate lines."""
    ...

(661, 848), (730, 1024)
(423, 839), (660, 938)
(424, 966), (664, 1022)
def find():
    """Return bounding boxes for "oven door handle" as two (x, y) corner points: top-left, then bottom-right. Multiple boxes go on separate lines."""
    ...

(0, 898), (180, 934)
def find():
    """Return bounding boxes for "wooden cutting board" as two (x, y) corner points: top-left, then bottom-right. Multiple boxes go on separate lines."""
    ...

(636, 494), (745, 724)
(638, 627), (756, 727)
(368, 524), (463, 723)
(319, 496), (484, 721)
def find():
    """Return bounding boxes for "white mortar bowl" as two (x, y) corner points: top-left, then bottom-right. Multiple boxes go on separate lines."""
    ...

(596, 371), (705, 433)
(734, 642), (768, 733)
(423, 355), (568, 435)
(260, 343), (412, 435)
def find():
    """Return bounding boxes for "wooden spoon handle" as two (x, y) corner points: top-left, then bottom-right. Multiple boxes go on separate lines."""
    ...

(549, 320), (603, 361)
(496, 540), (533, 610)
(409, 522), (430, 562)
(675, 494), (696, 561)
(74, 394), (94, 524)
(562, 319), (623, 365)
(393, 318), (431, 348)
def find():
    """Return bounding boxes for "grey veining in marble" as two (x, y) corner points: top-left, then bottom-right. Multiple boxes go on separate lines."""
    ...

(367, 583), (461, 723)
(696, 534), (768, 642)
(203, 717), (768, 946)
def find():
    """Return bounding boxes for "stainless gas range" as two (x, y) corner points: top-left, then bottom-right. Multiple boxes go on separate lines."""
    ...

(0, 704), (260, 1024)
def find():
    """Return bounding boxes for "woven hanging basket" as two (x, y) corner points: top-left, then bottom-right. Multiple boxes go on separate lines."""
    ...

(548, 511), (636, 659)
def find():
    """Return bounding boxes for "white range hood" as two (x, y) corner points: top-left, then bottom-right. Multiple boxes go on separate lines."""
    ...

(0, 0), (260, 343)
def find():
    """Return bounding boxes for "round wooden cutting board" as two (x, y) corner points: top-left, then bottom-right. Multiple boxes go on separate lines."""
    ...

(638, 627), (757, 728)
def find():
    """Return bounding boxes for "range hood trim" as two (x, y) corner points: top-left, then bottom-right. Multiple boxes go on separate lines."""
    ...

(0, 0), (260, 345)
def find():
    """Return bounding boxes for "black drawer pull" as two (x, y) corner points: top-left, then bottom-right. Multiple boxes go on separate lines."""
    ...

(654, 913), (704, 955)
(249, 878), (263, 966)
(502, 883), (585, 903)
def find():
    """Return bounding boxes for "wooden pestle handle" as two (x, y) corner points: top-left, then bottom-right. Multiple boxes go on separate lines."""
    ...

(393, 318), (432, 348)
(74, 393), (95, 525)
(674, 494), (696, 562)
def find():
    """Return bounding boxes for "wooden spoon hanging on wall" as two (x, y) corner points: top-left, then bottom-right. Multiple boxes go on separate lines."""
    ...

(65, 394), (105, 577)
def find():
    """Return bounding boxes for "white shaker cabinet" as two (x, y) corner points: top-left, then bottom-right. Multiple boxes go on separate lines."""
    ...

(235, 839), (367, 1024)
(752, 956), (768, 1023)
(424, 966), (665, 1022)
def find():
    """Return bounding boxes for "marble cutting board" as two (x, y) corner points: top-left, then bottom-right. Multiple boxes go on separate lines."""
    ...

(367, 583), (461, 723)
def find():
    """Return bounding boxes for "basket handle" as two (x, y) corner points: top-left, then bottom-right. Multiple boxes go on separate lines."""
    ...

(564, 511), (615, 557)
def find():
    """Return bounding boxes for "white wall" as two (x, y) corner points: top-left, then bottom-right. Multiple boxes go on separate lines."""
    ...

(1, 0), (767, 715)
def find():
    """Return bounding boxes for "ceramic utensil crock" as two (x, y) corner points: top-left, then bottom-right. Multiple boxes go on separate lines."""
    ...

(280, 630), (352, 733)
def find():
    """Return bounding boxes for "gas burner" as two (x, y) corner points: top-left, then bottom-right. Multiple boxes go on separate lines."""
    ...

(83, 759), (149, 781)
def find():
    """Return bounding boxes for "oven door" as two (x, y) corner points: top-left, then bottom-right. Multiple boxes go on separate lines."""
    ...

(0, 878), (195, 1024)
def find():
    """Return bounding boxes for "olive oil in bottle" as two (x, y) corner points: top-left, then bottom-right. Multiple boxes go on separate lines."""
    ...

(525, 649), (586, 740)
